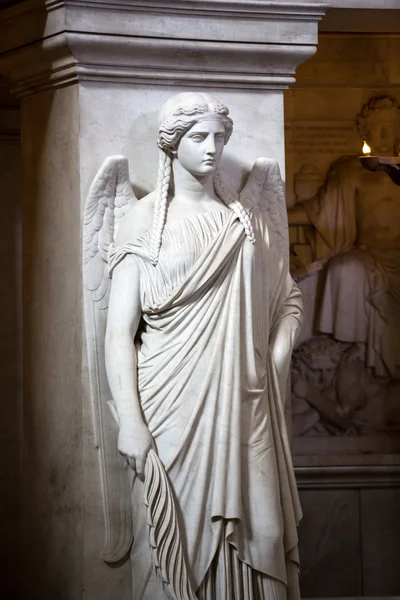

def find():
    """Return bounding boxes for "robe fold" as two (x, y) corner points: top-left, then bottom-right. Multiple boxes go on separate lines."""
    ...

(109, 205), (303, 598)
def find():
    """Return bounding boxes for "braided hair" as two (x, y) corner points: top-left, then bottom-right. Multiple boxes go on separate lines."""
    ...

(149, 151), (172, 266)
(150, 92), (255, 265)
(213, 171), (255, 245)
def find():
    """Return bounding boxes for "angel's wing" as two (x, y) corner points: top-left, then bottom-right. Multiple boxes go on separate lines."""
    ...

(240, 158), (289, 269)
(83, 156), (137, 562)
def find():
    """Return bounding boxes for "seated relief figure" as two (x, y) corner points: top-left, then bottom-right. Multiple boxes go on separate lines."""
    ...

(289, 96), (400, 381)
(289, 96), (400, 437)
(83, 93), (303, 600)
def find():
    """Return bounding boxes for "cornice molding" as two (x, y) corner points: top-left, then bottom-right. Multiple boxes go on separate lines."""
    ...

(58, 0), (328, 19)
(4, 0), (328, 21)
(295, 465), (400, 490)
(0, 0), (328, 96)
(3, 33), (318, 96)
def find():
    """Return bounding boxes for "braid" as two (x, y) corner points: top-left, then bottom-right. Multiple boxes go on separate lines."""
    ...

(214, 171), (255, 244)
(150, 151), (172, 265)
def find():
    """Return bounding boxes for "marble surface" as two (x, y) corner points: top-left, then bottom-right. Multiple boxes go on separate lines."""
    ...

(293, 435), (400, 457)
(0, 0), (325, 96)
(20, 86), (84, 599)
(79, 85), (290, 199)
(298, 487), (400, 597)
(298, 489), (362, 597)
(361, 489), (400, 595)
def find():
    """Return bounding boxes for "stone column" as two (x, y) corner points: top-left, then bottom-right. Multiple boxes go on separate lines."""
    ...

(0, 1), (326, 598)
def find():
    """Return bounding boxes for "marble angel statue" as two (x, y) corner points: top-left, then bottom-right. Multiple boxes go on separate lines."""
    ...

(83, 92), (303, 600)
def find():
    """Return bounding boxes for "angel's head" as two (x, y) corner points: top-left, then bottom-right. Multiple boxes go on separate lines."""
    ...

(157, 92), (233, 175)
(150, 92), (254, 265)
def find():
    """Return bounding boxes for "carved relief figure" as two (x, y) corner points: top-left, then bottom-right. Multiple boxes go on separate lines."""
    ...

(289, 96), (400, 382)
(291, 337), (400, 437)
(83, 93), (303, 599)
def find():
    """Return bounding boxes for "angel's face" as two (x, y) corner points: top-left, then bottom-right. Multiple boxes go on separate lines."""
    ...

(175, 119), (226, 176)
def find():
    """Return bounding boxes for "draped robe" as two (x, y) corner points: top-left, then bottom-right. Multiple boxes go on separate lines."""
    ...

(109, 204), (303, 599)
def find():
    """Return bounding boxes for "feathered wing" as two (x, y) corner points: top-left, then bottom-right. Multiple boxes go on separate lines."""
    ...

(240, 158), (289, 269)
(83, 155), (137, 562)
(241, 159), (299, 447)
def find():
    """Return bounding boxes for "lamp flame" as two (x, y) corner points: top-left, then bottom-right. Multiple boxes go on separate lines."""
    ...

(362, 141), (371, 155)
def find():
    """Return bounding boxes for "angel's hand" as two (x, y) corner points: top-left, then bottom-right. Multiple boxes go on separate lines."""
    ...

(117, 421), (156, 480)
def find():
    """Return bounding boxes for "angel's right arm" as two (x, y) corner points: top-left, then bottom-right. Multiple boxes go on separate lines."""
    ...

(105, 255), (143, 428)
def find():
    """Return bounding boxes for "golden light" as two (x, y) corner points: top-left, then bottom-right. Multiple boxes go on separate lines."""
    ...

(362, 141), (371, 155)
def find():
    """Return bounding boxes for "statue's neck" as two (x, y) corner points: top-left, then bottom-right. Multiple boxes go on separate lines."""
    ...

(172, 159), (218, 205)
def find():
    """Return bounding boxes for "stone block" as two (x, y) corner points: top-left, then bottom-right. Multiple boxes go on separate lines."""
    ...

(361, 489), (400, 595)
(298, 489), (362, 597)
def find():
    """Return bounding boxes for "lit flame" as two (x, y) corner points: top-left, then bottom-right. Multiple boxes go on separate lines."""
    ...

(362, 141), (371, 155)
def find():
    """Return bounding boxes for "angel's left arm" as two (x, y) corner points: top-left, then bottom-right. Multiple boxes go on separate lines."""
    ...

(270, 274), (303, 391)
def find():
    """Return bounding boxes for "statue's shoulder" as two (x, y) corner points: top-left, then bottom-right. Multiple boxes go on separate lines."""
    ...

(328, 155), (361, 178)
(115, 191), (155, 246)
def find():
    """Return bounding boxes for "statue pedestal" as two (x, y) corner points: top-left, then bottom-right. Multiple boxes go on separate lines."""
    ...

(0, 1), (327, 598)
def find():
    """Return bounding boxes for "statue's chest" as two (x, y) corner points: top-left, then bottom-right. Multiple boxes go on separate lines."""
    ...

(157, 246), (200, 284)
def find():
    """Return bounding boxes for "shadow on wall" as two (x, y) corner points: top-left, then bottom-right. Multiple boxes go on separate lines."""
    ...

(0, 75), (22, 600)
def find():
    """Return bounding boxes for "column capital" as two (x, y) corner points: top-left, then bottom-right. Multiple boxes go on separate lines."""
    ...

(0, 0), (327, 97)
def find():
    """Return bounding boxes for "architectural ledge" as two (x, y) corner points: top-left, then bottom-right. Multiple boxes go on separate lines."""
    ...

(0, 0), (327, 96)
(296, 465), (400, 489)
